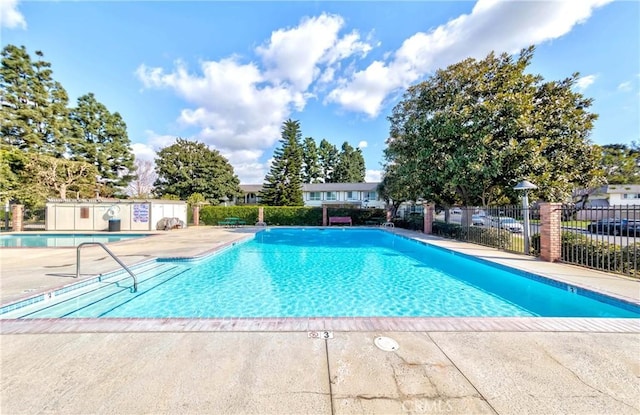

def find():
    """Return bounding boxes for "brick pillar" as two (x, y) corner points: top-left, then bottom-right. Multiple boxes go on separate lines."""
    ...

(11, 204), (24, 231)
(322, 206), (327, 226)
(540, 202), (561, 262)
(386, 209), (392, 222)
(258, 206), (264, 222)
(423, 203), (434, 234)
(192, 205), (200, 226)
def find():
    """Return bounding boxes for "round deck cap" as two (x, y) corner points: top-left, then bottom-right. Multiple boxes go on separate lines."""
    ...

(374, 336), (399, 352)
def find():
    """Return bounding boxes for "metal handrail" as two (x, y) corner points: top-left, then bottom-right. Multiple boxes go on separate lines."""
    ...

(76, 242), (138, 292)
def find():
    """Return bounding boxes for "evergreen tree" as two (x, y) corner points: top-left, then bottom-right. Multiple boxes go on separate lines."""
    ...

(260, 119), (304, 206)
(333, 142), (366, 182)
(0, 45), (71, 156)
(318, 139), (339, 183)
(154, 138), (241, 203)
(598, 143), (640, 184)
(68, 93), (135, 197)
(301, 136), (321, 183)
(385, 46), (601, 205)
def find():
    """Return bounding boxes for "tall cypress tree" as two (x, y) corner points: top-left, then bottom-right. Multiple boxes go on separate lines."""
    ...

(0, 45), (71, 156)
(68, 93), (135, 197)
(318, 139), (339, 183)
(333, 142), (366, 183)
(260, 119), (303, 206)
(301, 136), (321, 183)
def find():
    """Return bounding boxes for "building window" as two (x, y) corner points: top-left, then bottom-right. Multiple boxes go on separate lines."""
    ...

(623, 194), (640, 199)
(325, 192), (337, 201)
(80, 207), (89, 219)
(364, 191), (378, 200)
(347, 191), (358, 200)
(309, 192), (322, 201)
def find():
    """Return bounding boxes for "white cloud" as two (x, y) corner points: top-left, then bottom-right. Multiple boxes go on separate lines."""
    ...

(365, 169), (382, 183)
(136, 13), (375, 183)
(617, 81), (632, 92)
(327, 0), (612, 116)
(576, 74), (597, 91)
(0, 0), (26, 29)
(357, 141), (368, 149)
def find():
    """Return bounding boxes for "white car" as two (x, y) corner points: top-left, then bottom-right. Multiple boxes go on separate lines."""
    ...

(450, 207), (462, 214)
(472, 214), (487, 226)
(492, 217), (524, 233)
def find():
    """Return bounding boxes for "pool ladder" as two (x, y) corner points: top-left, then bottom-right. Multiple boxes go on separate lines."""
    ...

(76, 242), (138, 293)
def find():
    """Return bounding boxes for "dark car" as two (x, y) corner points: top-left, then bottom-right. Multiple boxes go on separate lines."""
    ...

(622, 220), (640, 237)
(587, 219), (624, 236)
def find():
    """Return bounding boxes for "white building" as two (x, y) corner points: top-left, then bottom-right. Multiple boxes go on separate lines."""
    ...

(239, 182), (385, 209)
(574, 184), (640, 207)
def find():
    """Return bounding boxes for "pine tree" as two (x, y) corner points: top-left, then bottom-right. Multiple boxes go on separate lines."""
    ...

(318, 139), (339, 183)
(0, 45), (71, 156)
(333, 142), (366, 182)
(301, 136), (321, 183)
(68, 93), (135, 196)
(260, 119), (304, 206)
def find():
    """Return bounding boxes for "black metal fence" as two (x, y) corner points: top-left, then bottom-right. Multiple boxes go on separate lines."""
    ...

(431, 205), (540, 256)
(559, 204), (639, 277)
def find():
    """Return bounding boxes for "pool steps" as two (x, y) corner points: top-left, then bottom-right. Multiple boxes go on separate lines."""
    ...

(1, 262), (187, 319)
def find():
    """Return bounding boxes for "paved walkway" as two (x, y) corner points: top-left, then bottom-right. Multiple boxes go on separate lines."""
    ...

(1, 226), (639, 414)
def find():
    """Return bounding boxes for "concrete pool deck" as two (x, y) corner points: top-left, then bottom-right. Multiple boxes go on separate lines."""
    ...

(1, 226), (639, 414)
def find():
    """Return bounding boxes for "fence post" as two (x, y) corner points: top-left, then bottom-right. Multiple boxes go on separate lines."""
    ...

(192, 205), (200, 226)
(423, 203), (434, 234)
(11, 204), (24, 232)
(258, 206), (264, 223)
(539, 202), (562, 262)
(322, 206), (327, 226)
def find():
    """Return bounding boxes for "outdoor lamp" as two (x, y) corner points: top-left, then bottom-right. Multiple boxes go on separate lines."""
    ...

(514, 180), (538, 255)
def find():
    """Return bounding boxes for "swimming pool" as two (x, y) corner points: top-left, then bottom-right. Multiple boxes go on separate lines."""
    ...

(0, 233), (151, 248)
(2, 229), (639, 319)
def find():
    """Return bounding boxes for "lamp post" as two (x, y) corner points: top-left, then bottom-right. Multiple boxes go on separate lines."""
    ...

(220, 196), (229, 207)
(514, 180), (537, 255)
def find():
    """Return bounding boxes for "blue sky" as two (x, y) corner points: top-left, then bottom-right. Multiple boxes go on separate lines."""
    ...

(1, 0), (639, 184)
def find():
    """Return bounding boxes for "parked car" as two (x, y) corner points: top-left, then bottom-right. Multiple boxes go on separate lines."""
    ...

(450, 207), (462, 214)
(587, 219), (624, 236)
(472, 214), (487, 226)
(622, 220), (640, 237)
(491, 217), (524, 233)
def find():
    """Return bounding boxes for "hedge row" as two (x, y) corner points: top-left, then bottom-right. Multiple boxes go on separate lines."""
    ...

(199, 206), (386, 226)
(432, 222), (514, 251)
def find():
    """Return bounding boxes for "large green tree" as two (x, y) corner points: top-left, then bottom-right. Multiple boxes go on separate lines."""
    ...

(68, 93), (135, 196)
(318, 139), (339, 183)
(301, 136), (321, 183)
(598, 143), (639, 184)
(260, 119), (303, 206)
(25, 154), (98, 200)
(385, 46), (602, 207)
(0, 45), (71, 156)
(154, 139), (241, 203)
(333, 142), (366, 183)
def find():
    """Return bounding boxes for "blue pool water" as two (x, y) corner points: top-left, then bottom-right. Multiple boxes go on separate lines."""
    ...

(0, 233), (150, 248)
(3, 229), (639, 318)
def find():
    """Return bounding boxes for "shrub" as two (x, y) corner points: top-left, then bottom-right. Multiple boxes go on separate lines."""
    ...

(263, 206), (323, 226)
(200, 206), (259, 225)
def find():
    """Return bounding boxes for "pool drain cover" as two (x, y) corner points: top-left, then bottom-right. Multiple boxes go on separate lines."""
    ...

(374, 336), (399, 352)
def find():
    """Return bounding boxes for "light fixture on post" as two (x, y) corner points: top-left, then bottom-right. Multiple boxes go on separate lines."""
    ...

(363, 199), (369, 209)
(220, 196), (229, 207)
(513, 180), (538, 255)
